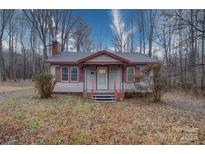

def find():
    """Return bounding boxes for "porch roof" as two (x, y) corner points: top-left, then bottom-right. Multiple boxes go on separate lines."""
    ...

(47, 50), (159, 64)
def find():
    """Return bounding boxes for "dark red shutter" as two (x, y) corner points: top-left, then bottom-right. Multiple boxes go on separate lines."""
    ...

(135, 67), (140, 76)
(124, 66), (127, 82)
(78, 66), (83, 82)
(55, 65), (61, 82)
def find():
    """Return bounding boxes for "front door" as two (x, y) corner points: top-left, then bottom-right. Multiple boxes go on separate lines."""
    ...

(97, 67), (108, 90)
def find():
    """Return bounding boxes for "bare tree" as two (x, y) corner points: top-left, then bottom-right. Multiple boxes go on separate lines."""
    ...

(129, 10), (134, 52)
(156, 10), (173, 86)
(110, 10), (131, 52)
(18, 14), (28, 80)
(201, 10), (205, 91)
(23, 10), (50, 63)
(48, 10), (79, 52)
(138, 10), (146, 54)
(177, 10), (185, 88)
(189, 10), (197, 94)
(29, 25), (37, 76)
(73, 18), (92, 52)
(147, 10), (158, 57)
(8, 13), (17, 81)
(0, 10), (14, 81)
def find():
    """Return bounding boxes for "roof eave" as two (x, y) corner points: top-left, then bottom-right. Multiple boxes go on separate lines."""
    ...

(129, 61), (160, 65)
(47, 61), (78, 64)
(77, 50), (130, 64)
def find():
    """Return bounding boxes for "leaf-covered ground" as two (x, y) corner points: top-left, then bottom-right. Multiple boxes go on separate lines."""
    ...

(0, 82), (205, 144)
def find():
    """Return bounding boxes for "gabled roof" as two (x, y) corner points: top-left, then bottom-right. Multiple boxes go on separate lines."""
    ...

(78, 50), (130, 63)
(47, 50), (159, 64)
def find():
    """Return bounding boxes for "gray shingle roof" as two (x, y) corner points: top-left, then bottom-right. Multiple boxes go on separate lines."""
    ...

(112, 52), (158, 63)
(47, 52), (93, 62)
(47, 51), (158, 63)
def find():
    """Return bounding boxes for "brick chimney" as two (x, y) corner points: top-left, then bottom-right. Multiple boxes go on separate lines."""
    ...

(52, 41), (60, 56)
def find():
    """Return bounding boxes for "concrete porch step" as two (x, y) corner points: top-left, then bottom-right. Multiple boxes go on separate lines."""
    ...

(92, 93), (116, 102)
(93, 97), (115, 100)
(93, 95), (114, 97)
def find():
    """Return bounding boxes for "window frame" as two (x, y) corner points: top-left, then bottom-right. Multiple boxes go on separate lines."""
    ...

(61, 66), (69, 82)
(70, 66), (78, 82)
(127, 67), (135, 82)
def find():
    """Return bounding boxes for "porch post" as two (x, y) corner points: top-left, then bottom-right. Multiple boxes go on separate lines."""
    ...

(120, 64), (126, 100)
(84, 65), (87, 97)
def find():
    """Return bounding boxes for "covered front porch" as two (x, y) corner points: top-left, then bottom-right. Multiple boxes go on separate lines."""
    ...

(82, 64), (125, 101)
(76, 50), (132, 101)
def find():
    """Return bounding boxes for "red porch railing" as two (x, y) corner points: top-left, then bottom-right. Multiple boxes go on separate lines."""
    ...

(91, 79), (94, 97)
(114, 80), (118, 100)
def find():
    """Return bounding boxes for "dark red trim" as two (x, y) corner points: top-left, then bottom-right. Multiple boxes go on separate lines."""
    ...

(129, 61), (160, 65)
(135, 67), (140, 76)
(48, 61), (78, 65)
(77, 50), (130, 64)
(48, 61), (159, 65)
(78, 66), (83, 82)
(81, 61), (125, 65)
(55, 65), (61, 82)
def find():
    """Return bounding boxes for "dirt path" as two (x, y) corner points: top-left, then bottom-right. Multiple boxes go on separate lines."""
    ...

(162, 92), (205, 114)
(163, 100), (205, 114)
(0, 88), (33, 102)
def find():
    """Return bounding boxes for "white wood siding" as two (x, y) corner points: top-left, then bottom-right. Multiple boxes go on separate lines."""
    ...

(108, 66), (121, 91)
(50, 65), (56, 78)
(53, 82), (83, 92)
(87, 54), (120, 62)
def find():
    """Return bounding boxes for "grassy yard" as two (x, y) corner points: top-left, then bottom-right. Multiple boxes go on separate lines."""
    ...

(0, 82), (205, 144)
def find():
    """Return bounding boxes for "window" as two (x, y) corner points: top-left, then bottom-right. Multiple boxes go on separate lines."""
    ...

(127, 67), (135, 82)
(61, 66), (68, 81)
(70, 66), (78, 82)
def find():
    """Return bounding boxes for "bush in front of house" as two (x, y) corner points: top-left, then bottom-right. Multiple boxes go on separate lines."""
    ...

(135, 64), (167, 102)
(33, 72), (56, 98)
(152, 64), (167, 102)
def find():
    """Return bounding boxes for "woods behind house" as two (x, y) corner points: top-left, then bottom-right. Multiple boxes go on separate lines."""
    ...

(0, 9), (205, 94)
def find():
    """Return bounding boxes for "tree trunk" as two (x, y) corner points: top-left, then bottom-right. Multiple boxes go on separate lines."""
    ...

(190, 10), (197, 94)
(178, 10), (184, 88)
(139, 30), (142, 53)
(0, 37), (6, 81)
(201, 10), (205, 91)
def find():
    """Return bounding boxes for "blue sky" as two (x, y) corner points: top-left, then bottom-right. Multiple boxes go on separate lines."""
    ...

(77, 9), (113, 48)
(77, 9), (141, 50)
